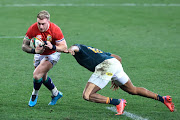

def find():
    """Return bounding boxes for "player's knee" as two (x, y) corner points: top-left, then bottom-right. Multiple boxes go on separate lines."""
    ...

(33, 73), (41, 80)
(82, 93), (90, 101)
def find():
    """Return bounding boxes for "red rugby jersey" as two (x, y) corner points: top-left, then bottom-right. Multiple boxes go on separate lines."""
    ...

(25, 22), (65, 55)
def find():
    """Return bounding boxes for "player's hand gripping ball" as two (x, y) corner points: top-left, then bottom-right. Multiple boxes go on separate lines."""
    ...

(30, 37), (44, 49)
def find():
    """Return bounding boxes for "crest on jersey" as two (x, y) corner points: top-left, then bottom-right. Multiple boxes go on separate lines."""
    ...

(47, 34), (52, 42)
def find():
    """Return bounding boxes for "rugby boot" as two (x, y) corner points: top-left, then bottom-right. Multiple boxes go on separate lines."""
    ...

(48, 91), (63, 105)
(28, 95), (38, 107)
(163, 96), (175, 112)
(115, 99), (127, 115)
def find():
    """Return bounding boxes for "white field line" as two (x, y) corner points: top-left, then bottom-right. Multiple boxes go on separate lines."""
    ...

(0, 3), (180, 7)
(106, 106), (148, 120)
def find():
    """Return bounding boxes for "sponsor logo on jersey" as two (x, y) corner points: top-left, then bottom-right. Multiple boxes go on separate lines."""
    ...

(47, 34), (52, 42)
(106, 72), (113, 76)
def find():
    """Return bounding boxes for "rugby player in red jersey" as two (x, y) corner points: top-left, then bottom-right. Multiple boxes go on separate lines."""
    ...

(22, 10), (67, 107)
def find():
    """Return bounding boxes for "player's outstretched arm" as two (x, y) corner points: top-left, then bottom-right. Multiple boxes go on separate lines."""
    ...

(67, 45), (79, 55)
(45, 41), (68, 52)
(55, 40), (68, 52)
(111, 54), (122, 63)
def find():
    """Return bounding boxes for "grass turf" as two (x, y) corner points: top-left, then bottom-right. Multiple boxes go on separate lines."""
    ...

(0, 0), (179, 120)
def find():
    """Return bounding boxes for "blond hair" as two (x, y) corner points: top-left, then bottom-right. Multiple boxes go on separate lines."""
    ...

(37, 10), (50, 20)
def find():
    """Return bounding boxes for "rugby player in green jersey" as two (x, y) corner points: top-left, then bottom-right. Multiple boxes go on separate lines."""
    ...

(66, 44), (174, 115)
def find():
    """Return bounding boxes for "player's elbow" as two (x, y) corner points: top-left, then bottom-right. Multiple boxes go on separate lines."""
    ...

(22, 44), (26, 52)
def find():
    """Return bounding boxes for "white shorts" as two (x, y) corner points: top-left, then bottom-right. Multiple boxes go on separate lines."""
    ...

(88, 58), (129, 89)
(34, 52), (61, 67)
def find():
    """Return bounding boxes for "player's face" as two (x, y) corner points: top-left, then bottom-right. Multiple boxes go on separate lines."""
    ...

(37, 18), (49, 32)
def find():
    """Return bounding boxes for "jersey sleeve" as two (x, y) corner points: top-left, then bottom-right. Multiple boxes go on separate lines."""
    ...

(53, 25), (65, 43)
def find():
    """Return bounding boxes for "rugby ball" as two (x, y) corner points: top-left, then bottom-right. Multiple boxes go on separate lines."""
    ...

(30, 37), (44, 49)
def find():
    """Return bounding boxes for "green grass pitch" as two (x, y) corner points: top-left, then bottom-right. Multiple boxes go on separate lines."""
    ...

(0, 0), (179, 120)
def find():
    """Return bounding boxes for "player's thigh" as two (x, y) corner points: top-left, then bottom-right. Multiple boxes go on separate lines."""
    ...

(120, 80), (137, 94)
(89, 58), (120, 89)
(111, 63), (129, 86)
(47, 52), (61, 66)
(112, 70), (137, 94)
(88, 74), (110, 89)
(33, 60), (52, 78)
(94, 58), (119, 80)
(34, 52), (60, 67)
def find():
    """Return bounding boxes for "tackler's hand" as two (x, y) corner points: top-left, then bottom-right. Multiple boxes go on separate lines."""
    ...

(110, 80), (119, 91)
(67, 45), (79, 55)
(68, 48), (75, 55)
